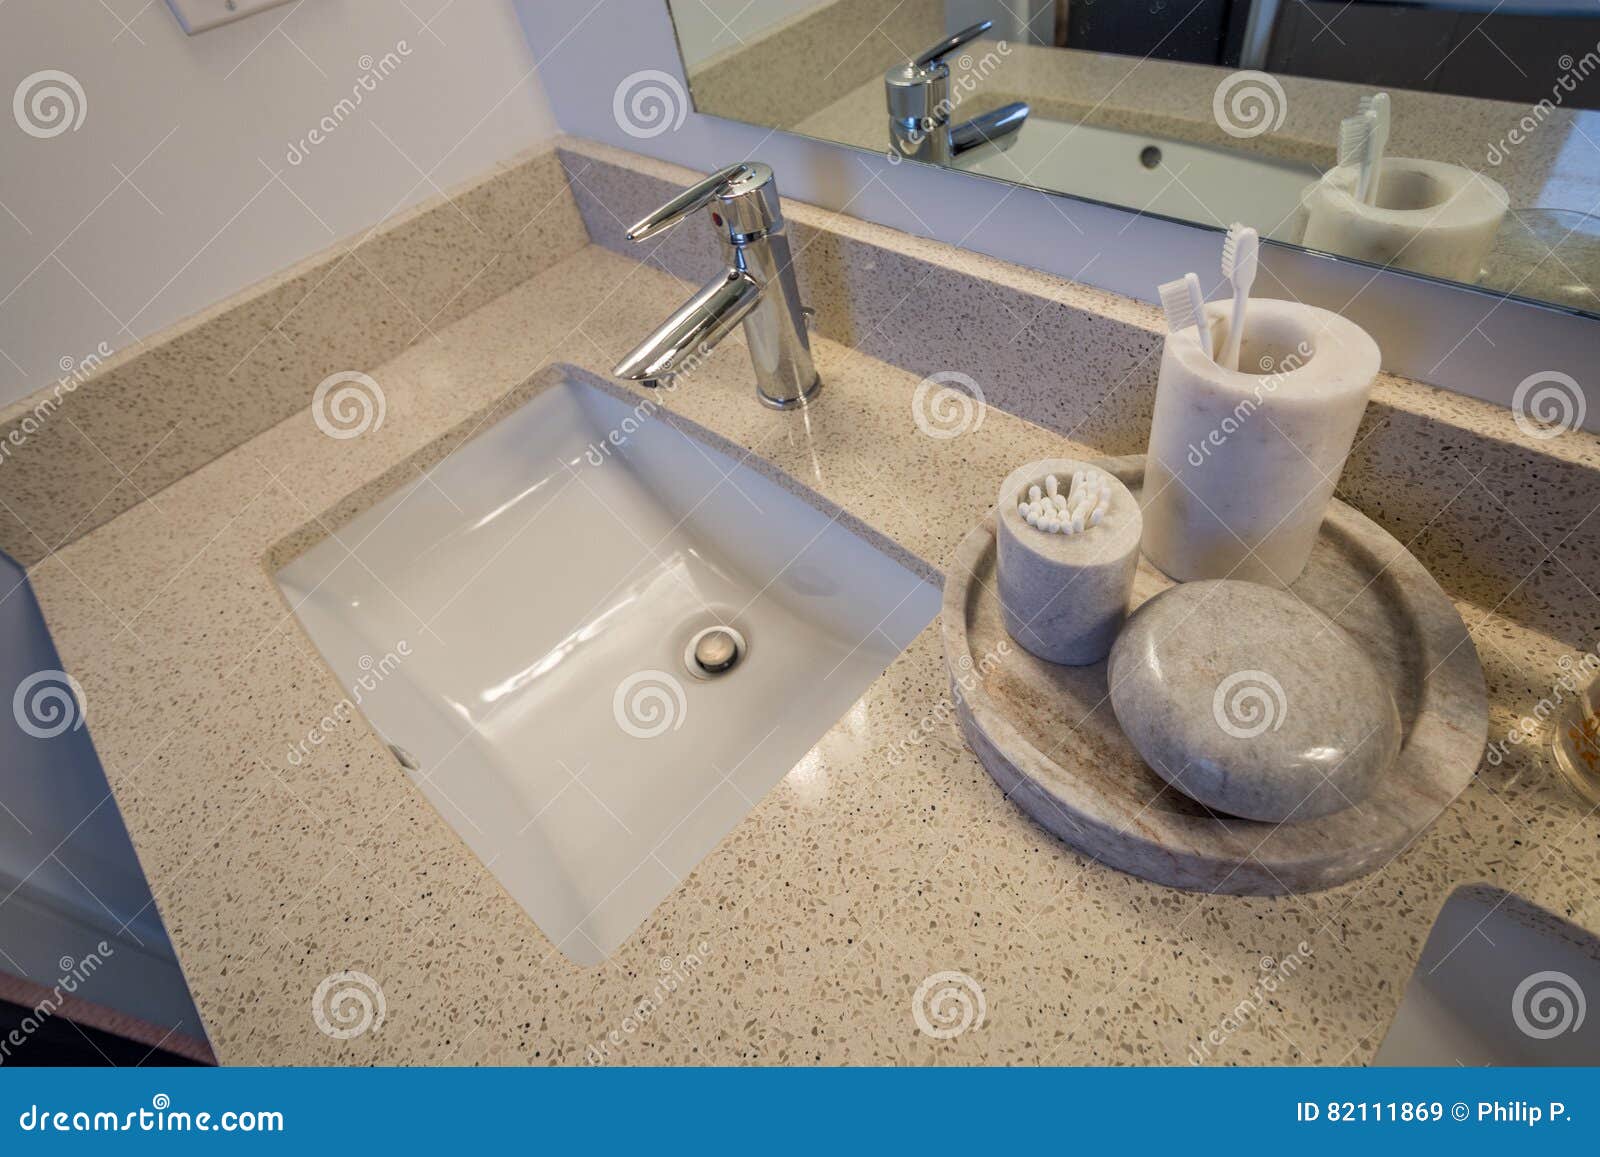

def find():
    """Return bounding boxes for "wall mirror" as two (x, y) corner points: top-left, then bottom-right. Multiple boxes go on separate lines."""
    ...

(666, 0), (1600, 318)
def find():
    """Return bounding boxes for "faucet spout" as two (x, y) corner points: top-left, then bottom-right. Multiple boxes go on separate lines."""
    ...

(951, 101), (1030, 155)
(611, 161), (821, 410)
(613, 268), (761, 386)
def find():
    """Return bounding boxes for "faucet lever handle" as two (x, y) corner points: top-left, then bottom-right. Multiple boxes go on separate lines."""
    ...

(625, 163), (751, 242)
(912, 19), (992, 68)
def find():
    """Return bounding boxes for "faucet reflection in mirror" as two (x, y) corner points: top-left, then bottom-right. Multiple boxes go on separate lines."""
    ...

(613, 162), (820, 410)
(886, 20), (1028, 164)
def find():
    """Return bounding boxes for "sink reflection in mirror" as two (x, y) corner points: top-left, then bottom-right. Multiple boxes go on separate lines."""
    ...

(954, 120), (1317, 243)
(275, 371), (939, 965)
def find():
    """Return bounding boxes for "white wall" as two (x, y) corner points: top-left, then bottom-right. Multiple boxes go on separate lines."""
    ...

(516, 0), (1597, 424)
(0, 0), (557, 408)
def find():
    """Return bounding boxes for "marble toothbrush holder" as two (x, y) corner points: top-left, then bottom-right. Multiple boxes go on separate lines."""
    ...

(996, 459), (1141, 665)
(1300, 157), (1508, 283)
(1141, 298), (1380, 588)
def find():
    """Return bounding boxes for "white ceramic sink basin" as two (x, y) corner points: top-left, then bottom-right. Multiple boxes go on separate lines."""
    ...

(276, 370), (938, 965)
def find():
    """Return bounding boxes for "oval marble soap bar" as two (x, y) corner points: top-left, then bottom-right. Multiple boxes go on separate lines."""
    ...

(1107, 580), (1401, 822)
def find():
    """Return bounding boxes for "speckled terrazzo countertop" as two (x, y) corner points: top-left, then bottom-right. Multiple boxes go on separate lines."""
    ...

(30, 240), (1599, 1065)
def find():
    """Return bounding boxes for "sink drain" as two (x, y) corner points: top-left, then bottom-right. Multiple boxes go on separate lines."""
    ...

(685, 625), (747, 679)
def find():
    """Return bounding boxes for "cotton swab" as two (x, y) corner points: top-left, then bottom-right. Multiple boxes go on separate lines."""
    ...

(1018, 468), (1113, 535)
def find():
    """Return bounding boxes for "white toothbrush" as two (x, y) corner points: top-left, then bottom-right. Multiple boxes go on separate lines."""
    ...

(1339, 110), (1378, 203)
(1357, 91), (1390, 205)
(1219, 223), (1258, 372)
(1157, 271), (1212, 361)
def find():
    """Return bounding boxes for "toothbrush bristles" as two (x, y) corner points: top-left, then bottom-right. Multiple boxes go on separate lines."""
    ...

(1158, 273), (1214, 361)
(1158, 278), (1197, 328)
(1338, 112), (1373, 168)
(1221, 222), (1259, 280)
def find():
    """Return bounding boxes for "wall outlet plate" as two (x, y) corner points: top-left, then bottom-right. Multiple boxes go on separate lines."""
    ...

(165, 0), (298, 35)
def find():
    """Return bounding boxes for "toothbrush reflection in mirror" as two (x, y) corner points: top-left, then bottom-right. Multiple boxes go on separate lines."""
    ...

(1357, 91), (1390, 206)
(1339, 109), (1378, 205)
(1219, 223), (1258, 372)
(1158, 271), (1213, 362)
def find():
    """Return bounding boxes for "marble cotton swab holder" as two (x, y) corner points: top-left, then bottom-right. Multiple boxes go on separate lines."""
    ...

(996, 458), (1141, 665)
(1300, 157), (1508, 283)
(1141, 298), (1380, 588)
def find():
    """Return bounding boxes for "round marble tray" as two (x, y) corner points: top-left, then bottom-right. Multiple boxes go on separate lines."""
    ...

(941, 454), (1488, 894)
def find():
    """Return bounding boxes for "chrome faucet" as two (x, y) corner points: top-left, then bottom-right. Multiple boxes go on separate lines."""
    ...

(886, 20), (1029, 165)
(613, 162), (820, 410)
